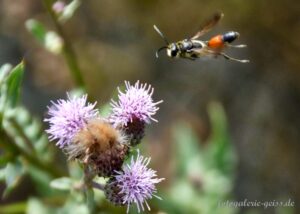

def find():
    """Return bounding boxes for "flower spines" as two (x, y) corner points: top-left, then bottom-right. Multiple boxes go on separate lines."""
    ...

(110, 81), (163, 146)
(44, 94), (98, 148)
(105, 153), (164, 213)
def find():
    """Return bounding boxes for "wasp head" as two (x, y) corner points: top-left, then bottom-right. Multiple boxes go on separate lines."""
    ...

(167, 43), (179, 58)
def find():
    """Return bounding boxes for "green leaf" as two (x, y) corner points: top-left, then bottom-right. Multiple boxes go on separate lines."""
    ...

(6, 62), (24, 108)
(3, 161), (25, 198)
(3, 106), (51, 158)
(0, 64), (13, 122)
(0, 64), (12, 85)
(50, 177), (74, 191)
(0, 167), (6, 181)
(59, 201), (89, 214)
(59, 0), (81, 23)
(26, 198), (54, 214)
(0, 153), (15, 167)
(25, 20), (63, 54)
(27, 165), (55, 196)
(172, 122), (202, 177)
(25, 19), (47, 43)
(207, 102), (236, 174)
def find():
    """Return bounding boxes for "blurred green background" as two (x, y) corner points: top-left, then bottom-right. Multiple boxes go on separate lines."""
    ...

(0, 0), (300, 213)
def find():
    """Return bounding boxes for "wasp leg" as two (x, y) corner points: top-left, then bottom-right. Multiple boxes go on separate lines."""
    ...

(180, 53), (196, 61)
(219, 52), (250, 63)
(183, 57), (196, 61)
(227, 44), (247, 48)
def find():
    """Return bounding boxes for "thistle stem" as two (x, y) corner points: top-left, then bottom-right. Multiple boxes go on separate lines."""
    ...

(83, 165), (96, 213)
(42, 0), (85, 88)
(91, 181), (105, 191)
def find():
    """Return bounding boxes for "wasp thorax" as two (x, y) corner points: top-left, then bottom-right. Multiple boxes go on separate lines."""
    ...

(67, 119), (129, 177)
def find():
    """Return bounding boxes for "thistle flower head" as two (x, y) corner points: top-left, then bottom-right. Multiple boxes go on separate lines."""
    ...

(110, 152), (164, 213)
(110, 81), (163, 127)
(44, 93), (98, 148)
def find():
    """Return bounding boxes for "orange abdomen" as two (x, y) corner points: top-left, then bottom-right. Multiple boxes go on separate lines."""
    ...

(208, 35), (224, 49)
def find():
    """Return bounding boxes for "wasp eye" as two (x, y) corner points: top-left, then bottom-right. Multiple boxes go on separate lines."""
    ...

(171, 50), (177, 57)
(170, 44), (177, 57)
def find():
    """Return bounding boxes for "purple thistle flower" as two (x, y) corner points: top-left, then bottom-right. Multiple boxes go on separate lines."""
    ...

(114, 152), (164, 213)
(110, 81), (163, 127)
(44, 93), (98, 148)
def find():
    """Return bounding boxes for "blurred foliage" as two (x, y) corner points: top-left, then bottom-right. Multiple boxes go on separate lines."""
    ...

(25, 19), (63, 54)
(156, 102), (237, 214)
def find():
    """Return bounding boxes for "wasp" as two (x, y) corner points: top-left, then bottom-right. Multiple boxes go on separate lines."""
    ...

(153, 12), (249, 63)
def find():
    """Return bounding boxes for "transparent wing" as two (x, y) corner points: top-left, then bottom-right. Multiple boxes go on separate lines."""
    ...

(191, 46), (219, 57)
(191, 12), (224, 40)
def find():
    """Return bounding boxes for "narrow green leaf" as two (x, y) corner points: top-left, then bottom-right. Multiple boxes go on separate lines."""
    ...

(3, 161), (25, 198)
(59, 0), (81, 23)
(172, 122), (201, 177)
(3, 106), (52, 159)
(27, 165), (55, 196)
(0, 64), (12, 85)
(26, 198), (53, 214)
(6, 62), (24, 108)
(0, 167), (6, 181)
(25, 19), (47, 43)
(25, 20), (63, 54)
(50, 177), (74, 191)
(0, 64), (12, 123)
(207, 102), (236, 174)
(85, 187), (95, 213)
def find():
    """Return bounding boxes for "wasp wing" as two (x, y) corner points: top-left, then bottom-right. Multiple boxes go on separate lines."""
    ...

(190, 46), (219, 58)
(191, 12), (224, 40)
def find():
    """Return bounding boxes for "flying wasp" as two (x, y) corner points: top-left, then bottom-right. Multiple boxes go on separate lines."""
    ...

(153, 12), (249, 63)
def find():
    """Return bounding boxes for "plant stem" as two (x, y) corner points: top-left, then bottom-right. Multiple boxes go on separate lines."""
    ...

(92, 181), (105, 191)
(83, 165), (96, 213)
(8, 117), (36, 153)
(42, 0), (85, 88)
(0, 201), (27, 214)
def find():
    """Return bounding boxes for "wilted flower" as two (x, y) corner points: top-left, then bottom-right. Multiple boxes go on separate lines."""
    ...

(44, 94), (98, 148)
(110, 81), (163, 146)
(70, 119), (129, 177)
(105, 153), (164, 213)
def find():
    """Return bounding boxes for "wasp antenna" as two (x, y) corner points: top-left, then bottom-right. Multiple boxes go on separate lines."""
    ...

(153, 25), (169, 45)
(155, 46), (167, 58)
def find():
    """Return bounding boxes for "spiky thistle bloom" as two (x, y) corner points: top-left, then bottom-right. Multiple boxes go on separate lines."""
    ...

(105, 153), (164, 213)
(110, 81), (163, 146)
(44, 94), (98, 148)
